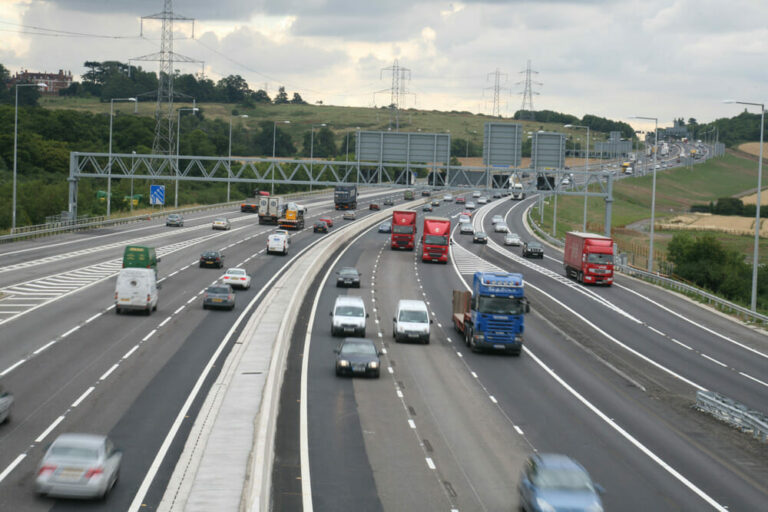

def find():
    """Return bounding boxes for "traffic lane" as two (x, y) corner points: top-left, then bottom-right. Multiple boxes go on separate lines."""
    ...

(422, 250), (764, 511)
(374, 238), (531, 510)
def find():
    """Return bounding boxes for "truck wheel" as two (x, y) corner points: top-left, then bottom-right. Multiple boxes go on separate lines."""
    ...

(464, 324), (471, 346)
(578, 271), (583, 283)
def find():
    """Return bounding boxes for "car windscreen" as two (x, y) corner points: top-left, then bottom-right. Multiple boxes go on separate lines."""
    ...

(587, 253), (614, 264)
(208, 286), (230, 294)
(227, 269), (245, 275)
(340, 342), (377, 356)
(424, 235), (448, 245)
(202, 252), (219, 258)
(475, 232), (486, 237)
(398, 309), (428, 323)
(477, 296), (526, 315)
(335, 306), (364, 317)
(339, 269), (358, 277)
(527, 242), (542, 249)
(50, 445), (99, 460)
(393, 225), (414, 234)
(533, 469), (594, 491)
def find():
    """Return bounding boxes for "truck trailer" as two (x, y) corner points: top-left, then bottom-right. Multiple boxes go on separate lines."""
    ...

(453, 272), (529, 355)
(258, 196), (285, 225)
(391, 210), (417, 250)
(334, 185), (357, 210)
(421, 217), (451, 263)
(563, 232), (614, 285)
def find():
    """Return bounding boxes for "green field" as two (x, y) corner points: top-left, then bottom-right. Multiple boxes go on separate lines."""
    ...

(533, 152), (768, 268)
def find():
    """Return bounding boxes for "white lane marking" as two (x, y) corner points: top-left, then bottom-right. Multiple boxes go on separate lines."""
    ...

(700, 354), (728, 368)
(84, 312), (102, 324)
(471, 371), (478, 378)
(71, 387), (95, 408)
(187, 297), (197, 304)
(99, 363), (119, 381)
(489, 395), (498, 404)
(0, 359), (26, 377)
(457, 352), (463, 358)
(158, 317), (172, 328)
(408, 419), (416, 429)
(174, 305), (185, 315)
(387, 366), (394, 374)
(142, 329), (157, 342)
(425, 457), (436, 470)
(0, 454), (27, 484)
(648, 326), (666, 337)
(381, 348), (387, 354)
(61, 325), (80, 338)
(671, 338), (693, 350)
(514, 425), (524, 435)
(123, 345), (140, 360)
(397, 390), (404, 398)
(35, 415), (66, 443)
(33, 340), (57, 355)
(524, 347), (728, 511)
(739, 372), (768, 388)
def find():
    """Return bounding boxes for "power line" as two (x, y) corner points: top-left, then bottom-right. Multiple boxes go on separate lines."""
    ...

(0, 19), (139, 39)
(516, 59), (542, 120)
(375, 59), (413, 130)
(484, 68), (508, 117)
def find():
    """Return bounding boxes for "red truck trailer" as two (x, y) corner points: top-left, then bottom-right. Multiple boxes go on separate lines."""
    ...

(421, 217), (451, 263)
(564, 232), (614, 285)
(391, 211), (417, 250)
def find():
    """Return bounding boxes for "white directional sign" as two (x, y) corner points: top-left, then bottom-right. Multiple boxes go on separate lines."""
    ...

(150, 185), (165, 206)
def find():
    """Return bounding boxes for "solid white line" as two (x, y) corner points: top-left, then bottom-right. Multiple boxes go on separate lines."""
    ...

(33, 340), (57, 355)
(84, 312), (102, 324)
(0, 454), (27, 484)
(61, 325), (80, 338)
(123, 345), (140, 360)
(408, 419), (416, 429)
(514, 425), (524, 435)
(174, 305), (185, 315)
(158, 317), (172, 328)
(35, 415), (66, 443)
(0, 359), (26, 377)
(71, 387), (95, 408)
(700, 354), (728, 368)
(739, 372), (768, 388)
(425, 457), (436, 470)
(99, 363), (119, 381)
(142, 329), (157, 342)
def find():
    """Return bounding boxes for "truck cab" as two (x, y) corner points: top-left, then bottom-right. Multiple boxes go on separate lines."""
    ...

(421, 217), (451, 263)
(391, 210), (417, 250)
(564, 232), (614, 285)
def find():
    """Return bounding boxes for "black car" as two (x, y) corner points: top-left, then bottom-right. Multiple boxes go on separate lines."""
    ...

(200, 250), (225, 268)
(334, 338), (381, 378)
(378, 222), (392, 233)
(313, 221), (329, 233)
(431, 199), (440, 207)
(421, 190), (432, 197)
(522, 241), (544, 258)
(383, 198), (394, 206)
(473, 231), (488, 244)
(492, 192), (501, 198)
(422, 204), (433, 212)
(336, 267), (361, 288)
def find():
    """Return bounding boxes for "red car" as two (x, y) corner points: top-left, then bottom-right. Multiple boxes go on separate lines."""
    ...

(456, 196), (466, 204)
(370, 203), (380, 210)
(319, 216), (334, 228)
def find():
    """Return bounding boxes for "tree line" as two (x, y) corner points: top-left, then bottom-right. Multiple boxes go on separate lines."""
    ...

(513, 109), (635, 139)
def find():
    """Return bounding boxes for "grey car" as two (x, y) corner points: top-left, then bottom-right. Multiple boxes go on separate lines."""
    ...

(165, 214), (184, 227)
(0, 383), (12, 424)
(35, 433), (122, 499)
(202, 284), (235, 310)
(334, 338), (382, 378)
(336, 267), (361, 288)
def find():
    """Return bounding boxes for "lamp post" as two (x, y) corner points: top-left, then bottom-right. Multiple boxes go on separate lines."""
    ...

(130, 150), (136, 214)
(107, 97), (137, 218)
(310, 123), (327, 191)
(12, 82), (47, 233)
(724, 100), (764, 311)
(272, 120), (291, 195)
(564, 124), (590, 231)
(631, 116), (658, 272)
(228, 114), (249, 202)
(176, 106), (199, 208)
(466, 129), (477, 158)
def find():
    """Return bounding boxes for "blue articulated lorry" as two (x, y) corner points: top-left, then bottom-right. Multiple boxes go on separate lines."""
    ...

(452, 271), (530, 355)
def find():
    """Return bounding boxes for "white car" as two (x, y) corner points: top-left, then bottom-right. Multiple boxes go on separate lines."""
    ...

(477, 196), (488, 204)
(458, 214), (471, 224)
(465, 202), (476, 210)
(459, 222), (474, 234)
(504, 233), (522, 246)
(491, 215), (504, 225)
(267, 233), (289, 255)
(343, 211), (356, 220)
(443, 194), (453, 202)
(0, 383), (12, 424)
(494, 222), (509, 233)
(472, 191), (481, 198)
(212, 218), (231, 230)
(221, 268), (251, 289)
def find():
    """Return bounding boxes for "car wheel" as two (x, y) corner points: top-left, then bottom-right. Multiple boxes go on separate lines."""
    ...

(335, 369), (342, 377)
(153, 303), (157, 312)
(423, 336), (430, 345)
(373, 370), (380, 379)
(203, 304), (208, 310)
(331, 327), (337, 337)
(115, 307), (120, 315)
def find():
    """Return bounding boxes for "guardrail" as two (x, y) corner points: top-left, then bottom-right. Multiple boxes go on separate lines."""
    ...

(696, 390), (768, 443)
(526, 206), (768, 325)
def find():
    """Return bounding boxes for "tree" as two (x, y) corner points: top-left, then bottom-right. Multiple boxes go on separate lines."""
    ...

(290, 92), (306, 104)
(0, 63), (10, 103)
(274, 86), (289, 104)
(252, 89), (271, 103)
(301, 126), (336, 157)
(253, 121), (295, 157)
(216, 75), (251, 103)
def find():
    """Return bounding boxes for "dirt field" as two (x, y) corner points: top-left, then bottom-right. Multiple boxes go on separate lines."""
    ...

(739, 190), (768, 205)
(658, 212), (767, 236)
(738, 142), (768, 157)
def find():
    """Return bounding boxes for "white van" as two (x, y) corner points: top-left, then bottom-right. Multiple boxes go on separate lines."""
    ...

(511, 183), (525, 200)
(330, 296), (368, 337)
(267, 232), (290, 255)
(393, 299), (432, 344)
(115, 268), (158, 315)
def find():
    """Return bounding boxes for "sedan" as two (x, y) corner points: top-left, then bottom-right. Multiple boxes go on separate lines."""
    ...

(473, 231), (488, 244)
(203, 284), (235, 310)
(494, 222), (509, 233)
(35, 433), (122, 499)
(166, 214), (184, 227)
(455, 196), (466, 204)
(378, 222), (392, 233)
(319, 216), (334, 228)
(421, 190), (432, 197)
(477, 196), (489, 205)
(334, 338), (381, 378)
(343, 211), (356, 220)
(0, 383), (13, 423)
(522, 240), (544, 258)
(465, 202), (476, 210)
(221, 268), (251, 289)
(504, 233), (522, 246)
(491, 215), (504, 224)
(370, 203), (380, 210)
(313, 221), (329, 233)
(492, 192), (501, 198)
(383, 198), (394, 206)
(518, 454), (604, 512)
(336, 267), (361, 288)
(212, 218), (231, 230)
(431, 199), (440, 207)
(422, 204), (433, 212)
(200, 250), (225, 268)
(459, 222), (474, 235)
(443, 194), (453, 202)
(458, 214), (471, 224)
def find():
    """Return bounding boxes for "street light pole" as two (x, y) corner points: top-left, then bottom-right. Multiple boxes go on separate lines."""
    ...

(564, 124), (590, 231)
(725, 100), (764, 311)
(176, 106), (199, 208)
(108, 97), (137, 218)
(272, 120), (290, 195)
(310, 123), (327, 192)
(631, 116), (659, 272)
(228, 114), (248, 202)
(130, 150), (136, 214)
(12, 82), (47, 233)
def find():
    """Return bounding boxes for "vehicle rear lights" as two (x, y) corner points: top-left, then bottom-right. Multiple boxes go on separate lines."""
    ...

(146, 294), (151, 302)
(38, 465), (57, 476)
(85, 467), (104, 479)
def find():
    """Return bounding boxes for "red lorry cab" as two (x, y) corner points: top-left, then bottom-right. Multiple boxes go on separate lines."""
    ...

(421, 217), (451, 263)
(391, 211), (417, 250)
(564, 232), (614, 285)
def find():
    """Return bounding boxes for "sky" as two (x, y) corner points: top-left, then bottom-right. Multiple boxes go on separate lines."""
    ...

(1, 0), (766, 131)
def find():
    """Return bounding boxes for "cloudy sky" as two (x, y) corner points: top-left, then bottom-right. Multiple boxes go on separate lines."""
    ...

(1, 0), (766, 130)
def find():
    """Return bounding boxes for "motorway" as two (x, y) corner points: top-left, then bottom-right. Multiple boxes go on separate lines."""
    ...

(0, 188), (400, 511)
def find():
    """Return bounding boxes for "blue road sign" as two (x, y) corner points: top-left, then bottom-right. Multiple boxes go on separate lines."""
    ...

(150, 185), (165, 206)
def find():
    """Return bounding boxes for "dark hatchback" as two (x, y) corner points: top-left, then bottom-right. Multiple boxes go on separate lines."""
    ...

(522, 241), (544, 259)
(199, 250), (225, 268)
(313, 221), (329, 233)
(473, 231), (488, 244)
(202, 284), (235, 310)
(383, 198), (394, 205)
(336, 267), (361, 288)
(334, 338), (381, 378)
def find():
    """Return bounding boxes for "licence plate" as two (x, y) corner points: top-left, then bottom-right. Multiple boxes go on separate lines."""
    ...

(408, 334), (419, 338)
(212, 298), (222, 303)
(344, 327), (354, 332)
(345, 280), (352, 284)
(353, 365), (367, 373)
(493, 344), (506, 349)
(58, 468), (82, 480)
(120, 298), (130, 302)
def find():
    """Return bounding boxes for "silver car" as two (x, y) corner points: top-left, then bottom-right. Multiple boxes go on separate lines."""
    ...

(459, 222), (474, 234)
(494, 222), (509, 233)
(0, 383), (12, 423)
(36, 433), (122, 499)
(504, 233), (522, 246)
(203, 284), (236, 310)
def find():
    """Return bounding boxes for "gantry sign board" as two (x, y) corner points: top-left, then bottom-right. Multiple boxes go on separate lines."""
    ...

(531, 132), (565, 171)
(356, 131), (451, 164)
(483, 122), (523, 167)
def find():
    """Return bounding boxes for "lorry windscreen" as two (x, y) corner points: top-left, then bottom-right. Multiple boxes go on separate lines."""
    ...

(393, 225), (414, 234)
(424, 235), (448, 245)
(478, 296), (526, 315)
(586, 253), (613, 264)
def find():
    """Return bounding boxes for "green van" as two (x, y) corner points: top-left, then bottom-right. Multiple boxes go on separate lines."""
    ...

(122, 245), (159, 277)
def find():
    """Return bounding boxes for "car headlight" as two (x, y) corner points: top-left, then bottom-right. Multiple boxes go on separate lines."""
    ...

(338, 360), (350, 367)
(535, 498), (556, 512)
(397, 325), (405, 333)
(368, 361), (379, 369)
